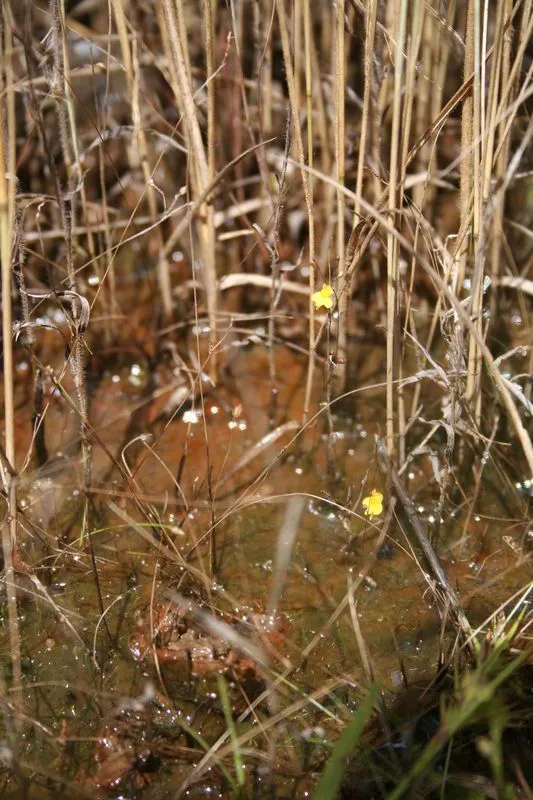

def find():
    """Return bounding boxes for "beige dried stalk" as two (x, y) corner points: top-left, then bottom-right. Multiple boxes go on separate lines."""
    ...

(334, 0), (347, 391)
(112, 0), (172, 316)
(51, 0), (92, 522)
(396, 0), (424, 466)
(0, 0), (22, 724)
(159, 0), (218, 372)
(386, 0), (408, 457)
(274, 0), (315, 423)
(489, 0), (513, 304)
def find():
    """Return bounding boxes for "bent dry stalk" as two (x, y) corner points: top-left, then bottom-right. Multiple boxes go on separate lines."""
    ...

(376, 437), (474, 656)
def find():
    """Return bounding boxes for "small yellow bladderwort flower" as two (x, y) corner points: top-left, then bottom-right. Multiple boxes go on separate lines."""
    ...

(311, 284), (334, 310)
(362, 489), (384, 519)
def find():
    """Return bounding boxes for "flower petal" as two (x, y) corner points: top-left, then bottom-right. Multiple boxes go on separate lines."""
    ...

(311, 284), (334, 310)
(362, 489), (384, 518)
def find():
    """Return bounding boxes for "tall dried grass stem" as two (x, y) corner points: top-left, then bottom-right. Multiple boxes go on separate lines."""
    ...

(274, 0), (315, 422)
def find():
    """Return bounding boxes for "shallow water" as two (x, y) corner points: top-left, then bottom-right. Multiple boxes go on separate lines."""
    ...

(2, 317), (532, 798)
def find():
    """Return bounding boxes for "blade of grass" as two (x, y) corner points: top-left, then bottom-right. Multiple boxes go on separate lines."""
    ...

(386, 647), (530, 800)
(312, 684), (379, 800)
(178, 712), (237, 791)
(216, 673), (246, 791)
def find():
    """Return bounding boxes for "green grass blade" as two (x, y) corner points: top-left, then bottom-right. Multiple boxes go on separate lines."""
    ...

(217, 673), (246, 790)
(386, 649), (530, 800)
(312, 684), (378, 800)
(175, 715), (236, 790)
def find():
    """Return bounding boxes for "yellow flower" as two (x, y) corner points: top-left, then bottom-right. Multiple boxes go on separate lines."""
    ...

(362, 489), (384, 519)
(311, 284), (334, 310)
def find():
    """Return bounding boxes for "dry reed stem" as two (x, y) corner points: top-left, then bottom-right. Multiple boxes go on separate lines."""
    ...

(356, 0), (386, 326)
(303, 0), (314, 229)
(203, 0), (217, 390)
(490, 0), (513, 309)
(112, 0), (171, 316)
(456, 0), (475, 302)
(50, 0), (92, 527)
(464, 0), (485, 422)
(0, 0), (22, 724)
(293, 0), (302, 114)
(378, 440), (473, 652)
(274, 0), (315, 423)
(293, 158), (533, 477)
(160, 0), (217, 370)
(354, 0), (377, 227)
(58, 0), (96, 268)
(397, 0), (424, 467)
(386, 0), (408, 457)
(258, 0), (273, 134)
(335, 0), (347, 390)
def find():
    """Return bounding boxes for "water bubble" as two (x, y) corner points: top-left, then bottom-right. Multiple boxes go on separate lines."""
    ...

(129, 363), (144, 386)
(191, 323), (211, 336)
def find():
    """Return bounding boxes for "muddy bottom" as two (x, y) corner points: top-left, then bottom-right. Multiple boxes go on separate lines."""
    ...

(1, 334), (531, 799)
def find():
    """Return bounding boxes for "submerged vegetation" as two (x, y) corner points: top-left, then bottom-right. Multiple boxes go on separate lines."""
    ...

(0, 0), (532, 797)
